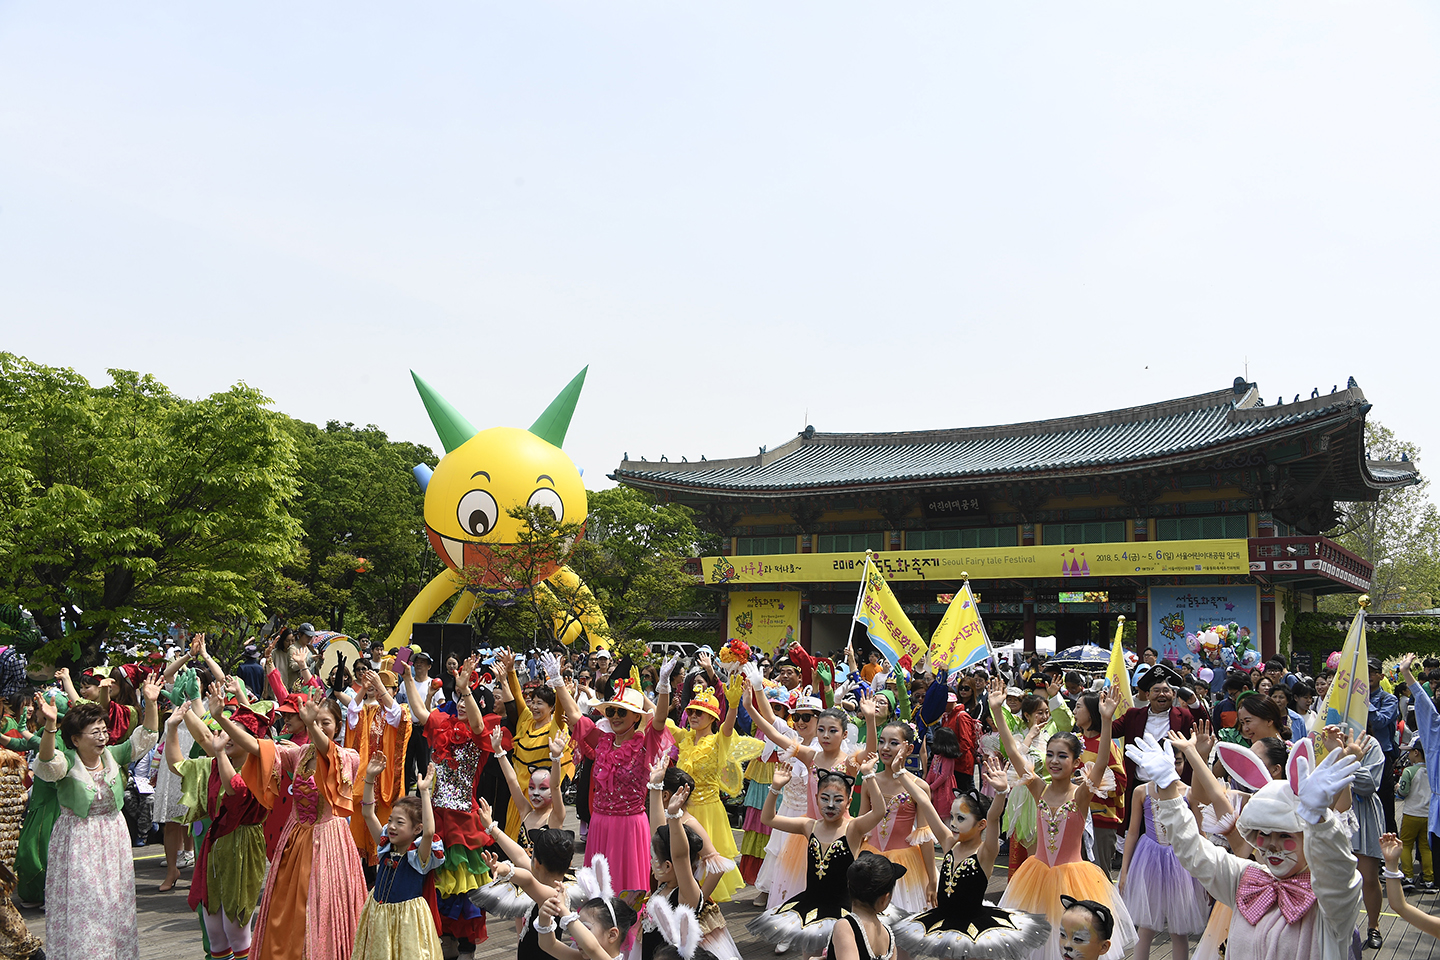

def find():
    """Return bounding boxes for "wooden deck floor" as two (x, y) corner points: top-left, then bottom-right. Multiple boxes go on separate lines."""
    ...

(23, 817), (1440, 960)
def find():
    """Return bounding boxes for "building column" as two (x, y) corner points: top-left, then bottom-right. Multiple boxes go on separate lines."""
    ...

(1024, 606), (1037, 654)
(1260, 589), (1276, 661)
(800, 597), (813, 653)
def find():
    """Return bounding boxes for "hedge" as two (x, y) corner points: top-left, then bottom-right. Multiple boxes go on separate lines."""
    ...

(1290, 612), (1440, 663)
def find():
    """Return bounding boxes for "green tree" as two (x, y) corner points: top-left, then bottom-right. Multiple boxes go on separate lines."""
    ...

(269, 420), (437, 635)
(1320, 421), (1440, 614)
(0, 354), (301, 665)
(568, 487), (716, 645)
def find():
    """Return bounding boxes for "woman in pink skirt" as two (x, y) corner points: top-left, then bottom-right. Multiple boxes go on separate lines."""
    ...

(550, 652), (677, 895)
(220, 696), (368, 960)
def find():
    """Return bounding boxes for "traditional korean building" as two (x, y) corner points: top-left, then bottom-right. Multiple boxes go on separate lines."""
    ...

(612, 378), (1418, 663)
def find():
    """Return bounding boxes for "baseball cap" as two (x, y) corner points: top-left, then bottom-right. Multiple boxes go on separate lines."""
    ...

(297, 623), (317, 638)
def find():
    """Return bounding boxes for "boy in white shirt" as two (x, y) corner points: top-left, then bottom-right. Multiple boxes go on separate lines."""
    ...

(1398, 739), (1433, 890)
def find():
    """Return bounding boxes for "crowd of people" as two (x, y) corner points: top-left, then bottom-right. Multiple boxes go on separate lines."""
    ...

(1, 630), (1440, 960)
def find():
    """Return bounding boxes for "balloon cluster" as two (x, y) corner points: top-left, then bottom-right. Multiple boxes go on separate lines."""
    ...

(1184, 621), (1260, 669)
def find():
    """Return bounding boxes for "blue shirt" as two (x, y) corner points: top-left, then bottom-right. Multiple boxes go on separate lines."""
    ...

(1369, 687), (1400, 753)
(1407, 681), (1440, 827)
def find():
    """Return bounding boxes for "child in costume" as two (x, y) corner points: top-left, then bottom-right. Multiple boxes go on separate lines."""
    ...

(504, 649), (575, 839)
(402, 657), (507, 956)
(168, 689), (271, 960)
(1116, 745), (1208, 960)
(491, 725), (568, 860)
(637, 785), (741, 960)
(892, 755), (1051, 960)
(737, 683), (799, 896)
(351, 756), (444, 960)
(337, 666), (412, 867)
(859, 720), (937, 915)
(989, 681), (1136, 960)
(222, 695), (368, 960)
(665, 679), (762, 903)
(646, 759), (734, 898)
(1056, 897), (1116, 960)
(472, 817), (581, 960)
(533, 856), (640, 960)
(1126, 728), (1364, 960)
(747, 756), (888, 955)
(826, 851), (902, 960)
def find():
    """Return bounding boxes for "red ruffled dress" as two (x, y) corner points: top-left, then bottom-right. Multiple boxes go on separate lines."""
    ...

(424, 707), (508, 944)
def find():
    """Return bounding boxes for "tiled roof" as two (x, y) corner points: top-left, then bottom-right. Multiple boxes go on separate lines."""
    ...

(613, 382), (1418, 496)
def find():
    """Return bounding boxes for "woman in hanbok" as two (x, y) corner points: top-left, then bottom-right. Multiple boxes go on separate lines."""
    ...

(221, 695), (367, 960)
(33, 673), (161, 960)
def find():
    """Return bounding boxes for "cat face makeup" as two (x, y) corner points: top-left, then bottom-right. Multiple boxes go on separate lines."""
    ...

(818, 786), (849, 821)
(1255, 831), (1306, 878)
(1059, 908), (1110, 960)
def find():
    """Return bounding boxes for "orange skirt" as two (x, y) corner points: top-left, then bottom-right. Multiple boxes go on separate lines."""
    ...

(997, 858), (1137, 960)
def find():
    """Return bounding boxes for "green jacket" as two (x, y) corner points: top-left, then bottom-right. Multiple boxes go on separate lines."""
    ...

(34, 724), (158, 818)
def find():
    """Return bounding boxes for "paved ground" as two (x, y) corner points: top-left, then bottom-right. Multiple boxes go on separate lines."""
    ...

(18, 819), (1440, 959)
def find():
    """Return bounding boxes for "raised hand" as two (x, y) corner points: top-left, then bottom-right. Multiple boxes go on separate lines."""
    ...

(1125, 733), (1179, 789)
(656, 654), (682, 693)
(858, 695), (878, 721)
(1380, 832), (1403, 870)
(288, 646), (308, 668)
(140, 673), (162, 703)
(366, 752), (387, 781)
(648, 750), (671, 787)
(207, 680), (227, 718)
(297, 698), (319, 726)
(987, 678), (1007, 712)
(982, 755), (1009, 793)
(1098, 685), (1118, 721)
(548, 733), (569, 761)
(33, 693), (57, 727)
(1296, 748), (1361, 823)
(495, 649), (515, 675)
(458, 656), (478, 692)
(419, 762), (436, 794)
(771, 763), (792, 790)
(166, 700), (192, 728)
(540, 652), (564, 689)
(1399, 654), (1418, 684)
(1193, 718), (1215, 760)
(1046, 676), (1062, 700)
(477, 797), (493, 831)
(1321, 724), (1345, 755)
(1167, 728), (1200, 759)
(858, 753), (879, 779)
(489, 725), (505, 753)
(666, 783), (692, 816)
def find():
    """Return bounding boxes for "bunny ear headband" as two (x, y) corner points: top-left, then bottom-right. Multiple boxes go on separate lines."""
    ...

(575, 854), (617, 929)
(1219, 737), (1316, 836)
(646, 893), (701, 959)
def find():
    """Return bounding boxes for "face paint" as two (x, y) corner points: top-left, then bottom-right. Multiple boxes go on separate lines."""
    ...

(1256, 832), (1304, 877)
(528, 772), (552, 808)
(818, 788), (848, 821)
(1058, 910), (1106, 960)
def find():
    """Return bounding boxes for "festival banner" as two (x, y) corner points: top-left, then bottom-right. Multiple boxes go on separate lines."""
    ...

(928, 581), (994, 671)
(1148, 585), (1259, 663)
(728, 591), (801, 656)
(1105, 619), (1134, 714)
(1325, 605), (1370, 739)
(705, 539), (1249, 585)
(853, 555), (927, 673)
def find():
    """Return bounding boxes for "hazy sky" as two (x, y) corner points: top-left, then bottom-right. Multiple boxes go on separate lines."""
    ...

(2, 3), (1437, 491)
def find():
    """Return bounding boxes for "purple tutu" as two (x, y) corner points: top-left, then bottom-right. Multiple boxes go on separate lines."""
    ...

(1122, 795), (1209, 936)
(586, 811), (653, 894)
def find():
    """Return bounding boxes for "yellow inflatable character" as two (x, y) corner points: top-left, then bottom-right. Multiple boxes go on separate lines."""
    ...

(384, 367), (609, 650)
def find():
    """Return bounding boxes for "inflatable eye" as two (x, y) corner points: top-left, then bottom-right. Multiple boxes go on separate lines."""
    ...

(527, 487), (564, 524)
(457, 489), (499, 537)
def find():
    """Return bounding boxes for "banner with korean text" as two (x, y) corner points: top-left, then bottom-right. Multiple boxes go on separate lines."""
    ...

(728, 591), (801, 656)
(853, 556), (927, 673)
(1325, 607), (1370, 739)
(928, 581), (994, 671)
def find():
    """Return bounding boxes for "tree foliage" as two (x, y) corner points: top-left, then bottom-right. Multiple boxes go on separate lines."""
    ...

(0, 354), (301, 664)
(1321, 421), (1440, 614)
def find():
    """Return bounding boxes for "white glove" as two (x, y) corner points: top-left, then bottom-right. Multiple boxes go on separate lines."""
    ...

(540, 652), (564, 689)
(655, 654), (681, 694)
(741, 661), (765, 692)
(1296, 749), (1362, 824)
(1124, 733), (1179, 789)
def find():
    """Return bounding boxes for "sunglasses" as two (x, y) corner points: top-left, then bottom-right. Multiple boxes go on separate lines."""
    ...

(686, 709), (713, 720)
(603, 707), (632, 719)
(793, 713), (817, 723)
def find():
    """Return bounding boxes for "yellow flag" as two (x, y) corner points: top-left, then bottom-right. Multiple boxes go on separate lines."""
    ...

(1105, 619), (1134, 713)
(928, 581), (993, 671)
(854, 554), (927, 673)
(1325, 606), (1370, 739)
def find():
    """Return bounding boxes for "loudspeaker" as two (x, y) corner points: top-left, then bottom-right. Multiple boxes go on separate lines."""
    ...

(410, 623), (476, 669)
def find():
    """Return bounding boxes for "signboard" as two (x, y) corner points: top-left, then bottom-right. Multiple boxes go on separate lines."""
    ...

(704, 539), (1250, 585)
(921, 493), (988, 519)
(1148, 585), (1260, 664)
(729, 591), (801, 655)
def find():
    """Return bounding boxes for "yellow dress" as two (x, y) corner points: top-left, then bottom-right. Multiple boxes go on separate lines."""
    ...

(668, 720), (763, 902)
(504, 672), (574, 839)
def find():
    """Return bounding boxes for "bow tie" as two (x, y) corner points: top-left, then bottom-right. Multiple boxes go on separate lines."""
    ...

(1235, 865), (1316, 925)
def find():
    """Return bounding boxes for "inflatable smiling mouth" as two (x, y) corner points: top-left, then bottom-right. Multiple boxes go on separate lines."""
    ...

(426, 527), (578, 589)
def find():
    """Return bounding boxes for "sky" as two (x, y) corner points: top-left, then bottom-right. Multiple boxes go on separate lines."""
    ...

(1, 3), (1437, 490)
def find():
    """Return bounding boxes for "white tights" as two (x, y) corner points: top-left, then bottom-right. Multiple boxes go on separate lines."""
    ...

(202, 906), (253, 956)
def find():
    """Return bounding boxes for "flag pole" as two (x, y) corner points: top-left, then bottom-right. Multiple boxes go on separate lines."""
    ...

(849, 550), (872, 668)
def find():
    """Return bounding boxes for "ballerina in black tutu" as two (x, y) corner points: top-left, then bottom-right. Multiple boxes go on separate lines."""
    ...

(747, 755), (888, 955)
(891, 755), (1051, 960)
